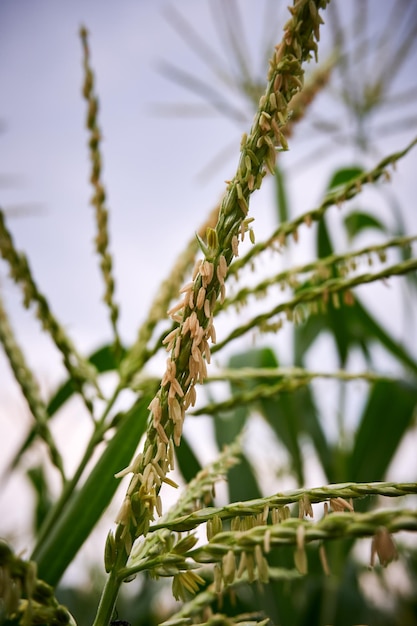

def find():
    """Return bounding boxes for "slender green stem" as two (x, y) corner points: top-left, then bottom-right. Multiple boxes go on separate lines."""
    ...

(224, 234), (417, 310)
(80, 27), (122, 362)
(187, 508), (417, 561)
(229, 136), (417, 275)
(213, 258), (417, 353)
(0, 294), (66, 481)
(92, 568), (124, 626)
(150, 481), (417, 531)
(31, 386), (121, 556)
(191, 369), (402, 416)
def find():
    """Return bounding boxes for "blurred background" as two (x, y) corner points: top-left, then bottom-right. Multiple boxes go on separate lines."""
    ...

(1, 1), (417, 624)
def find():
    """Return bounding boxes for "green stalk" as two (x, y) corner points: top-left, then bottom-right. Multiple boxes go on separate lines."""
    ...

(92, 556), (126, 626)
(32, 394), (151, 585)
(31, 387), (120, 558)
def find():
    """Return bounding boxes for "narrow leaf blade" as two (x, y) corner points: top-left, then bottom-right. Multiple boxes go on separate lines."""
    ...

(349, 380), (417, 481)
(32, 395), (150, 585)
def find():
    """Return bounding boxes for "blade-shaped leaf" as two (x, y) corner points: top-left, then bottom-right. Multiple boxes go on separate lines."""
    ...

(26, 465), (53, 534)
(353, 298), (417, 376)
(316, 216), (352, 366)
(220, 347), (333, 485)
(317, 214), (334, 260)
(295, 294), (417, 376)
(326, 166), (365, 192)
(47, 344), (124, 417)
(229, 346), (278, 371)
(7, 344), (125, 474)
(344, 210), (387, 242)
(274, 164), (290, 225)
(214, 350), (263, 502)
(32, 395), (150, 585)
(260, 392), (304, 484)
(176, 432), (202, 484)
(349, 380), (417, 482)
(294, 313), (328, 367)
(214, 408), (261, 501)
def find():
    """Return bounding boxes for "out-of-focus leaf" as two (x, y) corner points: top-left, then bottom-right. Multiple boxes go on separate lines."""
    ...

(317, 214), (333, 260)
(326, 166), (365, 191)
(328, 300), (351, 367)
(344, 210), (386, 241)
(354, 297), (417, 376)
(287, 387), (334, 482)
(214, 405), (261, 502)
(229, 346), (278, 371)
(26, 465), (53, 534)
(176, 432), (202, 484)
(47, 344), (124, 417)
(274, 164), (290, 224)
(227, 348), (305, 481)
(308, 166), (389, 367)
(246, 347), (302, 480)
(260, 391), (304, 483)
(7, 344), (125, 474)
(295, 293), (417, 376)
(316, 216), (352, 366)
(223, 348), (333, 485)
(261, 384), (333, 482)
(294, 313), (328, 367)
(32, 394), (150, 585)
(8, 429), (37, 472)
(213, 350), (263, 501)
(349, 380), (417, 482)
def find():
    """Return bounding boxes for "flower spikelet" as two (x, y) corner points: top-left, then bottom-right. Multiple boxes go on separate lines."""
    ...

(110, 0), (331, 569)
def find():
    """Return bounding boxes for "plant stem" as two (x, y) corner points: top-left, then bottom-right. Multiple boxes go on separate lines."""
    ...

(31, 387), (120, 557)
(91, 569), (123, 626)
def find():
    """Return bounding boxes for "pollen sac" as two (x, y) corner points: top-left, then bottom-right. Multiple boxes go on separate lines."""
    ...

(371, 527), (398, 567)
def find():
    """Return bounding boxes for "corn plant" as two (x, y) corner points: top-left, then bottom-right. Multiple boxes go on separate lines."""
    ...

(1, 1), (417, 625)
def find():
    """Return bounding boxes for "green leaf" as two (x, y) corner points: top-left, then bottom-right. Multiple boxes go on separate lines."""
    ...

(26, 465), (53, 534)
(326, 166), (365, 192)
(295, 294), (417, 376)
(239, 348), (304, 483)
(215, 347), (333, 485)
(344, 211), (386, 241)
(294, 313), (327, 367)
(317, 214), (334, 259)
(213, 350), (266, 502)
(349, 380), (417, 482)
(315, 216), (353, 366)
(214, 403), (248, 448)
(7, 344), (125, 473)
(176, 433), (202, 484)
(308, 164), (404, 369)
(47, 343), (124, 417)
(259, 381), (333, 483)
(274, 164), (290, 225)
(353, 298), (417, 376)
(229, 346), (278, 371)
(32, 395), (150, 585)
(214, 407), (261, 502)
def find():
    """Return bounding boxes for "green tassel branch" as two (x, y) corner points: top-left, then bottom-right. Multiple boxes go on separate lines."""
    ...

(213, 257), (417, 353)
(0, 209), (100, 413)
(229, 136), (417, 276)
(150, 481), (417, 532)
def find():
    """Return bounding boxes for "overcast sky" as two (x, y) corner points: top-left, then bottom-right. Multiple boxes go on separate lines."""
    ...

(1, 0), (416, 359)
(1, 0), (417, 583)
